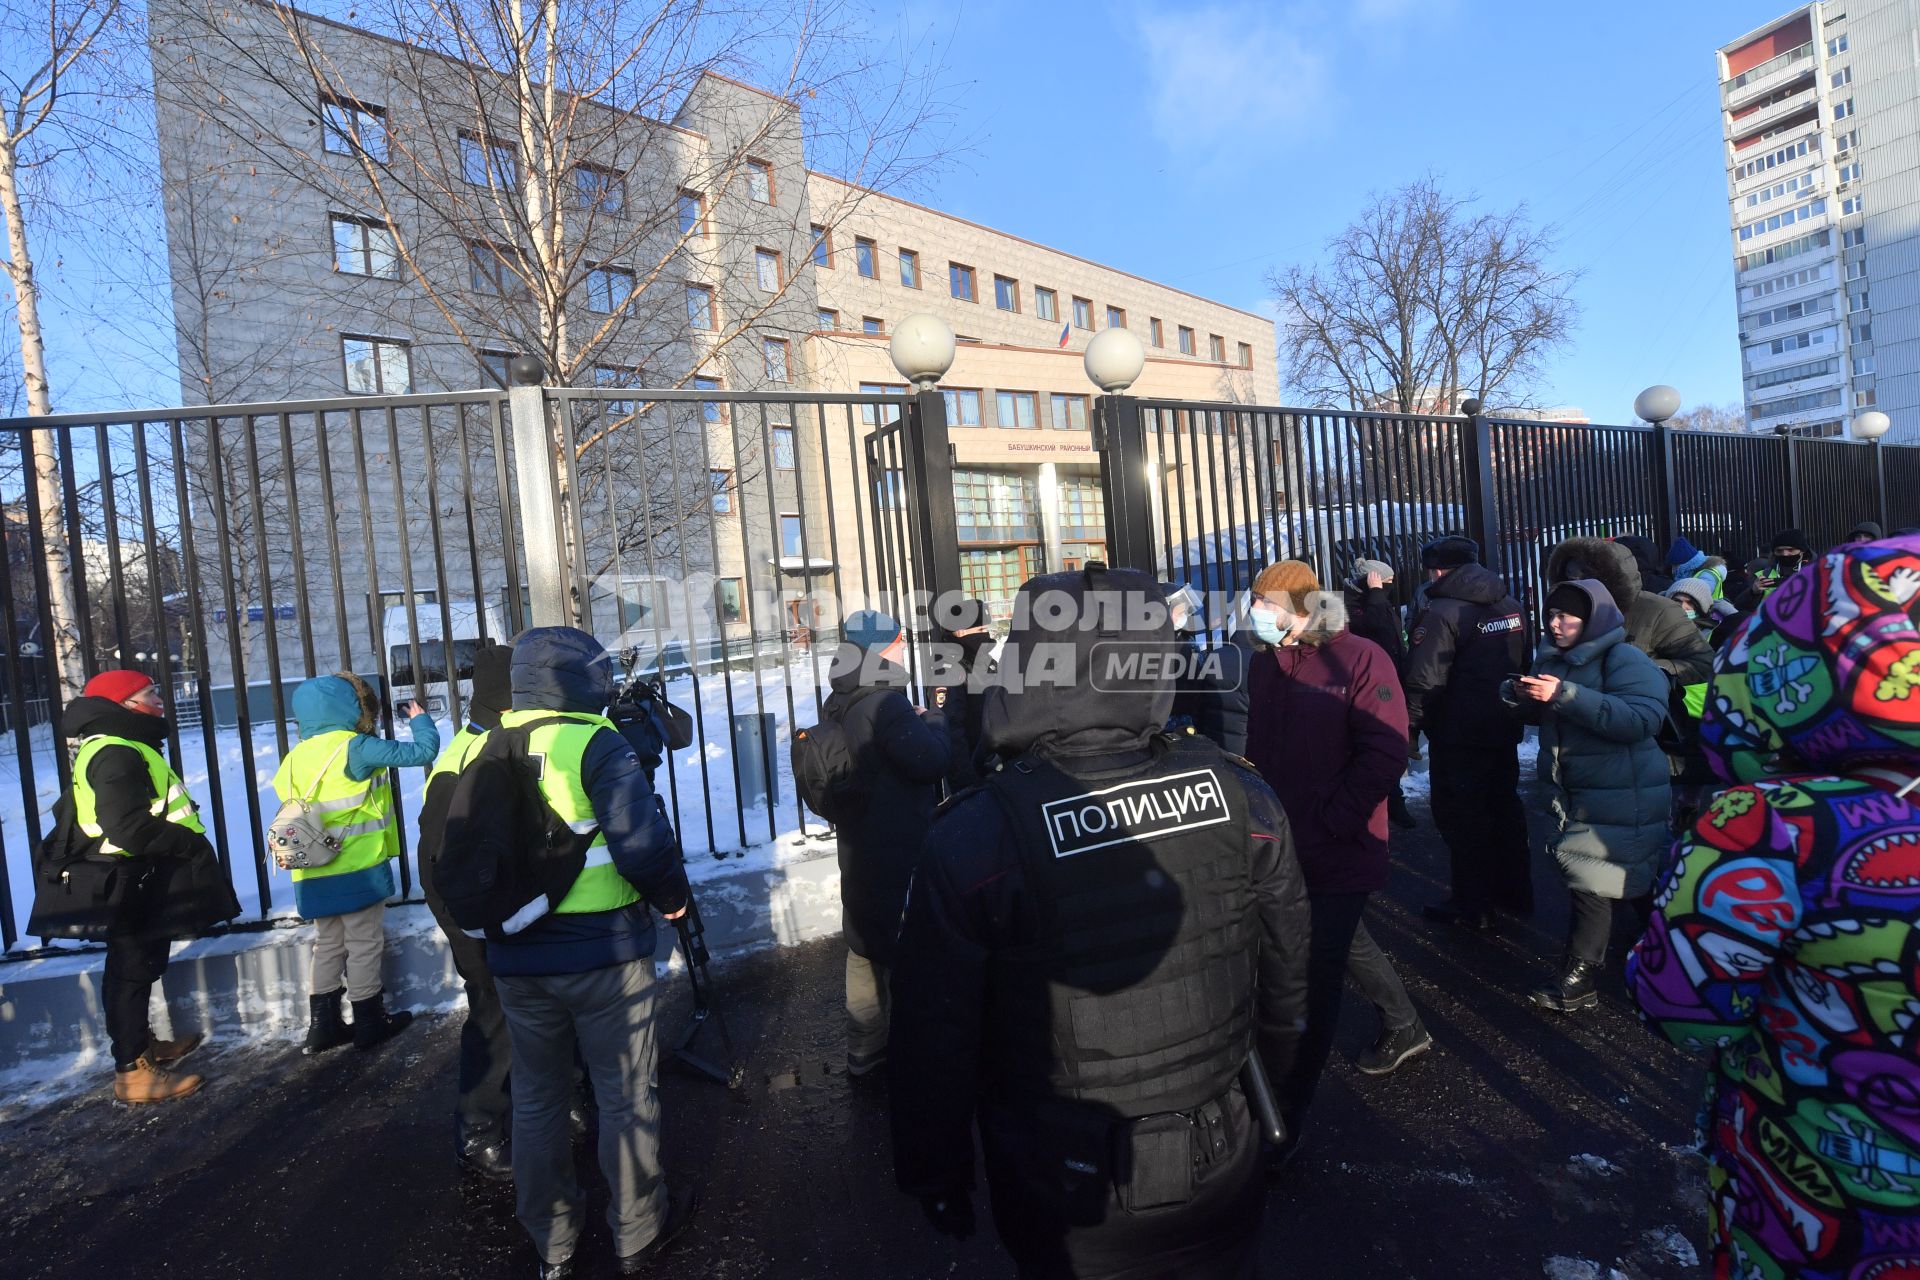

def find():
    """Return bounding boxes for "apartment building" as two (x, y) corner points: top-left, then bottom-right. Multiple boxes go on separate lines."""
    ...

(1718, 1), (1920, 439)
(146, 0), (1277, 675)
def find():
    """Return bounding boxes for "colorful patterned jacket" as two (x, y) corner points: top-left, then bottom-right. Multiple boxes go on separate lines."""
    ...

(1626, 534), (1920, 1280)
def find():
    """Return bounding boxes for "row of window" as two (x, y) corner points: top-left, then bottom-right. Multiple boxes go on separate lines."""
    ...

(939, 387), (1092, 431)
(1752, 324), (1835, 359)
(1738, 196), (1826, 241)
(1745, 170), (1817, 208)
(1737, 134), (1816, 181)
(1752, 387), (1842, 419)
(1745, 294), (1831, 331)
(1749, 357), (1835, 390)
(1739, 227), (1829, 273)
(1744, 262), (1828, 302)
(808, 227), (1254, 365)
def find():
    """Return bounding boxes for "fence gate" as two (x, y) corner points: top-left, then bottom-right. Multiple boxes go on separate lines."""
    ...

(860, 390), (962, 687)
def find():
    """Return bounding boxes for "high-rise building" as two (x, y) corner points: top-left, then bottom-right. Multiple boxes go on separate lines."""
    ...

(1718, 3), (1908, 439)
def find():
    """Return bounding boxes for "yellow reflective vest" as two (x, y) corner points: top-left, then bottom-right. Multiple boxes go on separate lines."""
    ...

(73, 735), (205, 856)
(272, 730), (396, 882)
(498, 710), (641, 916)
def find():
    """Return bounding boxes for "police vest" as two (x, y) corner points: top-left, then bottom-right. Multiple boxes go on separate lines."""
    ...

(73, 735), (206, 856)
(981, 735), (1257, 1117)
(272, 730), (395, 883)
(498, 710), (641, 916)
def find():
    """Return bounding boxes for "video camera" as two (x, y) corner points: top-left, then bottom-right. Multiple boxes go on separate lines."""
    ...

(609, 647), (694, 783)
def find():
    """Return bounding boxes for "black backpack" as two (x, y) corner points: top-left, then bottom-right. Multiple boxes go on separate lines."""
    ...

(433, 716), (598, 939)
(791, 689), (878, 823)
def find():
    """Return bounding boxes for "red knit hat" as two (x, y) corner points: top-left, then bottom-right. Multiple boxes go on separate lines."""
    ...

(82, 670), (156, 704)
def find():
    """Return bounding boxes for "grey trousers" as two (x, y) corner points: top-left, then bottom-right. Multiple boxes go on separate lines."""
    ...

(845, 950), (890, 1069)
(496, 959), (668, 1265)
(1348, 921), (1418, 1032)
(310, 901), (386, 1002)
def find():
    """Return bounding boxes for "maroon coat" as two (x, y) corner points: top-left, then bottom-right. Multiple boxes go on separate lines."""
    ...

(1243, 630), (1409, 896)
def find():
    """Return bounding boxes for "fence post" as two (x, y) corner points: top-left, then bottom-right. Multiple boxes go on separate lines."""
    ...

(1650, 423), (1680, 553)
(1094, 394), (1159, 573)
(506, 357), (569, 627)
(1873, 438), (1889, 531)
(1457, 403), (1502, 577)
(1784, 431), (1804, 530)
(903, 388), (963, 611)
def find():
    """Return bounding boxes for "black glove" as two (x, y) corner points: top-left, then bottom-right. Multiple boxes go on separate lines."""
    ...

(919, 1191), (975, 1239)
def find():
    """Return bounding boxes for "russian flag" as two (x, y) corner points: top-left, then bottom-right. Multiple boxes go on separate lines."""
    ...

(1057, 324), (1070, 348)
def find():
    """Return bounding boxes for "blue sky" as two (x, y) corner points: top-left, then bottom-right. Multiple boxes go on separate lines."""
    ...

(877, 0), (1790, 423)
(20, 0), (1787, 421)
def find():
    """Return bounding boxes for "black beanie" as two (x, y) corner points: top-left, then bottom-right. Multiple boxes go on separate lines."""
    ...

(468, 641), (514, 729)
(1545, 582), (1593, 623)
(1421, 535), (1480, 571)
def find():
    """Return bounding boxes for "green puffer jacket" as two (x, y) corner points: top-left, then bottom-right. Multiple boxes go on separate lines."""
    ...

(1504, 579), (1673, 900)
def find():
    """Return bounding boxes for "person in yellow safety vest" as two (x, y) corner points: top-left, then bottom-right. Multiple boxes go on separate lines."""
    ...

(274, 671), (438, 1054)
(483, 627), (699, 1280)
(1664, 537), (1729, 601)
(27, 669), (240, 1103)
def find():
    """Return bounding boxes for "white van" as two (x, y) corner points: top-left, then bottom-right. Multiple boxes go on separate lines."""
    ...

(385, 600), (509, 718)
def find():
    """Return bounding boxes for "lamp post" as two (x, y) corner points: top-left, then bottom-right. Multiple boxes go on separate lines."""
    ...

(1633, 384), (1681, 427)
(1635, 385), (1683, 552)
(1854, 409), (1892, 530)
(1085, 328), (1146, 395)
(887, 314), (957, 390)
(1083, 328), (1154, 571)
(884, 315), (963, 612)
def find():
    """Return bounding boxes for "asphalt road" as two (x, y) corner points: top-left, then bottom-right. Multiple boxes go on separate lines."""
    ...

(0, 782), (1710, 1280)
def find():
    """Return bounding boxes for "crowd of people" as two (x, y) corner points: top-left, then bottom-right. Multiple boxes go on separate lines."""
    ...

(24, 516), (1920, 1279)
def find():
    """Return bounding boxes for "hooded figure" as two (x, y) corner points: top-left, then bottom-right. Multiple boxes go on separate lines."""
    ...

(1627, 533), (1920, 1280)
(1503, 579), (1671, 1011)
(1612, 535), (1674, 595)
(1548, 537), (1713, 687)
(1665, 536), (1729, 600)
(1847, 519), (1884, 543)
(890, 565), (1310, 1275)
(1733, 528), (1817, 610)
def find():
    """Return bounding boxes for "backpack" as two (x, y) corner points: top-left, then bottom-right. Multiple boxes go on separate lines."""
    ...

(791, 689), (879, 823)
(432, 716), (598, 939)
(266, 738), (360, 870)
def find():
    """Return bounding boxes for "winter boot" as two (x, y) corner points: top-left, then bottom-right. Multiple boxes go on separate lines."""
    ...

(616, 1183), (702, 1274)
(1529, 957), (1602, 1012)
(458, 1127), (514, 1182)
(351, 991), (414, 1051)
(148, 1030), (205, 1066)
(1356, 1021), (1434, 1076)
(304, 990), (353, 1056)
(114, 1054), (204, 1104)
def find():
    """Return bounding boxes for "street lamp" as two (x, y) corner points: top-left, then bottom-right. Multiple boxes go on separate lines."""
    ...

(888, 314), (957, 390)
(1852, 410), (1891, 441)
(1085, 328), (1146, 394)
(1634, 384), (1682, 426)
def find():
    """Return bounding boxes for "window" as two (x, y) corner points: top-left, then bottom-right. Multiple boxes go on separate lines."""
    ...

(943, 388), (982, 426)
(994, 275), (1019, 312)
(683, 284), (715, 331)
(1828, 34), (1849, 55)
(1737, 136), (1816, 180)
(1745, 171), (1818, 208)
(1837, 128), (1858, 153)
(574, 164), (624, 214)
(816, 307), (838, 331)
(1058, 475), (1105, 538)
(1832, 66), (1853, 88)
(1736, 197), (1827, 242)
(855, 237), (877, 279)
(755, 248), (781, 292)
(810, 225), (832, 268)
(862, 316), (884, 335)
(478, 351), (511, 389)
(1035, 287), (1057, 322)
(694, 374), (725, 423)
(593, 363), (642, 415)
(772, 427), (795, 470)
(331, 214), (398, 279)
(1749, 357), (1835, 389)
(1739, 228), (1830, 272)
(1853, 322), (1873, 342)
(587, 264), (634, 313)
(1178, 326), (1195, 356)
(469, 241), (523, 295)
(949, 262), (976, 302)
(954, 469), (1040, 542)
(459, 133), (517, 187)
(1858, 388), (1878, 406)
(1854, 354), (1876, 376)
(1208, 334), (1226, 363)
(321, 96), (386, 162)
(1752, 325), (1836, 357)
(713, 578), (745, 624)
(995, 390), (1038, 429)
(1843, 228), (1867, 249)
(746, 158), (773, 204)
(1149, 317), (1164, 347)
(1745, 296), (1832, 330)
(1843, 195), (1866, 215)
(710, 470), (734, 515)
(1049, 393), (1088, 431)
(1238, 342), (1254, 369)
(342, 336), (410, 394)
(1852, 290), (1870, 312)
(1071, 296), (1092, 329)
(779, 514), (805, 558)
(1746, 263), (1831, 300)
(763, 337), (790, 383)
(898, 248), (919, 288)
(1751, 388), (1843, 419)
(677, 190), (706, 238)
(1835, 98), (1855, 120)
(1839, 161), (1863, 184)
(858, 380), (907, 427)
(1106, 305), (1126, 330)
(1847, 259), (1869, 281)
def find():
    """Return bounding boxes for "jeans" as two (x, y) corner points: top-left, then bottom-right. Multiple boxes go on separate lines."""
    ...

(1348, 921), (1418, 1032)
(428, 896), (513, 1139)
(1429, 740), (1532, 913)
(310, 900), (387, 1002)
(1279, 891), (1368, 1126)
(845, 950), (890, 1068)
(497, 959), (668, 1265)
(103, 933), (171, 1069)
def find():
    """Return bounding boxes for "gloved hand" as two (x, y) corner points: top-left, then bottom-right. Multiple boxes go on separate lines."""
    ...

(919, 1191), (975, 1239)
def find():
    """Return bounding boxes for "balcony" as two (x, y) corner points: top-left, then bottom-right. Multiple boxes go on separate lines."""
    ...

(1723, 40), (1816, 108)
(1732, 132), (1822, 196)
(1728, 84), (1820, 148)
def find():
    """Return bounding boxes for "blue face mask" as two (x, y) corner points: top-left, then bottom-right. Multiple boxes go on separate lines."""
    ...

(1251, 611), (1288, 646)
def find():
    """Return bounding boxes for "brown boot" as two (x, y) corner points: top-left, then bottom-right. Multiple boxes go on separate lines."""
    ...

(149, 1031), (205, 1066)
(113, 1054), (204, 1104)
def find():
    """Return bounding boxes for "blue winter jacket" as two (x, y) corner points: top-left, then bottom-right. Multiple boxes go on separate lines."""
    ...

(485, 627), (688, 978)
(287, 676), (440, 918)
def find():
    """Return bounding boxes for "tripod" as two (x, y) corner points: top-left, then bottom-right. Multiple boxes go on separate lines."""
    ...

(669, 892), (742, 1089)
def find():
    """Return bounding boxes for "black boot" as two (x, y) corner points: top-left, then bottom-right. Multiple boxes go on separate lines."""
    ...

(1529, 957), (1602, 1012)
(351, 991), (414, 1050)
(304, 990), (353, 1056)
(458, 1127), (513, 1182)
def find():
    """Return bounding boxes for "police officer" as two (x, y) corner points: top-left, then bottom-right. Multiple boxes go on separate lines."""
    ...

(1402, 536), (1531, 931)
(890, 566), (1311, 1279)
(485, 627), (698, 1279)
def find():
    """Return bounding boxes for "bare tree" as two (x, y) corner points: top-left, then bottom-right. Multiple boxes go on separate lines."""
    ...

(0, 0), (131, 700)
(1271, 178), (1578, 415)
(1669, 402), (1749, 434)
